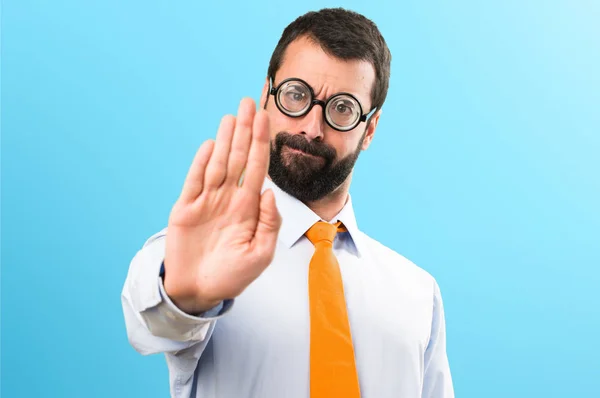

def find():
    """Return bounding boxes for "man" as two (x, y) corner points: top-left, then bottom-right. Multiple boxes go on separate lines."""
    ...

(122, 7), (454, 398)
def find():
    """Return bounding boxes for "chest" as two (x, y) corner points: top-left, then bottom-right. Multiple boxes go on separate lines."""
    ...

(212, 241), (433, 362)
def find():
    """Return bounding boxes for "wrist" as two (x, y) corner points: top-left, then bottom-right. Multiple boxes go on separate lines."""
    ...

(161, 263), (222, 315)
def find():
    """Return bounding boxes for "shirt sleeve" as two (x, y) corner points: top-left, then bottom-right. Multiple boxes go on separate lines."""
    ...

(148, 272), (233, 341)
(422, 279), (455, 398)
(121, 228), (234, 354)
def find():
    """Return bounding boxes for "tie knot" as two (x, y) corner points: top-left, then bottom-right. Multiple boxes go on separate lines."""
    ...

(305, 221), (346, 245)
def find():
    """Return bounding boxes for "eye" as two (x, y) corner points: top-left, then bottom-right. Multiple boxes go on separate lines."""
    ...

(330, 98), (356, 115)
(278, 82), (311, 113)
(286, 91), (306, 102)
(335, 103), (351, 114)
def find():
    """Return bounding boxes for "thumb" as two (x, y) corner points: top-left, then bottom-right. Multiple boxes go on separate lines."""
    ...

(252, 189), (282, 256)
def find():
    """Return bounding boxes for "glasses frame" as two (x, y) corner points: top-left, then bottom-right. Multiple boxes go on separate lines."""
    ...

(268, 77), (377, 132)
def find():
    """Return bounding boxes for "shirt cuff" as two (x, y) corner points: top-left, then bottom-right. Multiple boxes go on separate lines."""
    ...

(157, 277), (233, 320)
(136, 263), (234, 342)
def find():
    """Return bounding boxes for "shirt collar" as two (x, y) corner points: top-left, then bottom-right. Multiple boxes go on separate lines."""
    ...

(261, 178), (366, 258)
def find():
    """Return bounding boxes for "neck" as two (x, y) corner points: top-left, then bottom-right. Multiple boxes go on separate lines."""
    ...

(266, 173), (354, 222)
(305, 177), (352, 222)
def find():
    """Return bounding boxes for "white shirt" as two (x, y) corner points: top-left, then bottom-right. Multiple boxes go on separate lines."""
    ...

(121, 178), (454, 398)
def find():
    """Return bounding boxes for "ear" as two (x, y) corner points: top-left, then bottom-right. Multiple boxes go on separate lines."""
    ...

(260, 77), (270, 110)
(360, 109), (381, 150)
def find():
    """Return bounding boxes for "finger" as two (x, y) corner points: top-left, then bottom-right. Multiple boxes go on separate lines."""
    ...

(242, 109), (271, 194)
(179, 139), (215, 202)
(251, 188), (281, 261)
(204, 115), (236, 188)
(225, 98), (256, 185)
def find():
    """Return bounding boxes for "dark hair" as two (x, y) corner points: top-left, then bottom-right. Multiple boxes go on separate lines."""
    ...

(267, 8), (392, 114)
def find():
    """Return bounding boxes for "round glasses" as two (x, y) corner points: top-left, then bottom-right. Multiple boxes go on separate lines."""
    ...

(269, 78), (377, 132)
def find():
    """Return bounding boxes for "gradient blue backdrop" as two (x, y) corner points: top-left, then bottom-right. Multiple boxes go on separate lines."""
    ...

(2, 1), (599, 397)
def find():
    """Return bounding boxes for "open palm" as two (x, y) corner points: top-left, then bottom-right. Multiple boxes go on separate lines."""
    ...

(164, 98), (281, 314)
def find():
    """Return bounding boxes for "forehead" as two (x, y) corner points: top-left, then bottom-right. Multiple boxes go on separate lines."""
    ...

(275, 36), (375, 108)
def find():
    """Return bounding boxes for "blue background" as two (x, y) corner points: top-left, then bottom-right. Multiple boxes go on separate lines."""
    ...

(2, 0), (599, 397)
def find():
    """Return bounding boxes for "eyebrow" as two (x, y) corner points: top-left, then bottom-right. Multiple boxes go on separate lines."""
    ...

(273, 75), (372, 110)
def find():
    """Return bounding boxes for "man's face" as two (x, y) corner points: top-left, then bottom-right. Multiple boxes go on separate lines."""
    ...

(263, 36), (379, 203)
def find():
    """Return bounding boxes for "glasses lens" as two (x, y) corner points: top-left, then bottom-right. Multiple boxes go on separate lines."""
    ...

(326, 95), (361, 130)
(277, 80), (311, 116)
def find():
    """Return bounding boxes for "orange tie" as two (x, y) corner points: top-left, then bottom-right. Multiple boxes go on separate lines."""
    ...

(305, 221), (360, 398)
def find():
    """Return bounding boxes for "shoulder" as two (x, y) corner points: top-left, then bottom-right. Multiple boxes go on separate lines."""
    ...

(356, 230), (437, 291)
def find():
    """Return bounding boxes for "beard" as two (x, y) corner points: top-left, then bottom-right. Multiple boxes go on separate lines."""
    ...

(268, 131), (364, 203)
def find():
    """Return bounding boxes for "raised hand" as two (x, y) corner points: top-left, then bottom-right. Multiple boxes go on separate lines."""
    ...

(163, 98), (282, 314)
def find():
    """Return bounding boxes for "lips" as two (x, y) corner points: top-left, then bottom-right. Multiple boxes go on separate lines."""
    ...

(287, 147), (318, 157)
(273, 132), (336, 166)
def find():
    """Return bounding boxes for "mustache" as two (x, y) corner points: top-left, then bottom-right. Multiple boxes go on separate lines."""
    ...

(273, 132), (336, 160)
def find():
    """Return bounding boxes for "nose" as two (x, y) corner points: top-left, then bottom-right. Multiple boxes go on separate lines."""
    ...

(300, 103), (325, 141)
